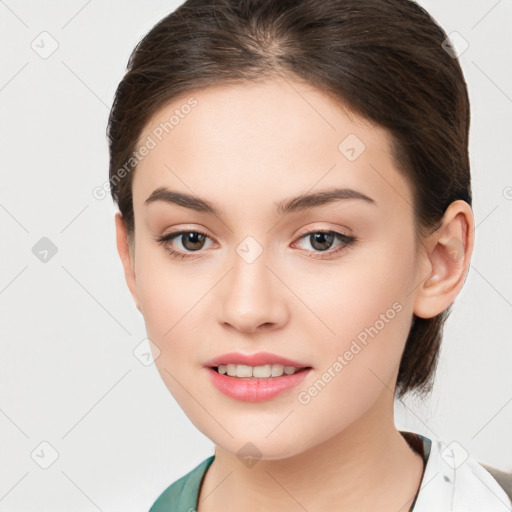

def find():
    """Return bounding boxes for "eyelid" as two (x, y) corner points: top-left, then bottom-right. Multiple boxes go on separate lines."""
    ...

(294, 223), (353, 239)
(157, 223), (352, 244)
(155, 227), (214, 247)
(155, 223), (357, 260)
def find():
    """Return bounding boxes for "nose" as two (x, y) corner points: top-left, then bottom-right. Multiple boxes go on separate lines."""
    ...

(217, 250), (289, 334)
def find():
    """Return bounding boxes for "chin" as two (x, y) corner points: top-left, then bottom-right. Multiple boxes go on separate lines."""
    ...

(211, 431), (313, 463)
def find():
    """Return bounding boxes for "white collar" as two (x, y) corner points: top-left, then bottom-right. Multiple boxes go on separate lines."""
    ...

(413, 436), (512, 511)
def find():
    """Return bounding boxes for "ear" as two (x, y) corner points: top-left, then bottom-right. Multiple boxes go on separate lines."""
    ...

(413, 200), (475, 319)
(115, 212), (141, 312)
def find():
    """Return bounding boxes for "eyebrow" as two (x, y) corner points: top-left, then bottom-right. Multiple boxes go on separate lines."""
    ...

(144, 186), (377, 216)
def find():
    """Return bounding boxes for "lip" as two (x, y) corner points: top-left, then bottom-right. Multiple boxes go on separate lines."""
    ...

(203, 351), (312, 369)
(206, 367), (313, 402)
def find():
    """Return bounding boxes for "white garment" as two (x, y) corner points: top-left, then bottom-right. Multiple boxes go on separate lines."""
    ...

(413, 437), (512, 511)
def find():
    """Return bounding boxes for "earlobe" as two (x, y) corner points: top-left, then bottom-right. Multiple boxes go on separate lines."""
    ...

(114, 212), (141, 312)
(413, 200), (474, 319)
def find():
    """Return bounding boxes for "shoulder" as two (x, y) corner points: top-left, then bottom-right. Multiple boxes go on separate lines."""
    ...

(413, 435), (512, 512)
(148, 455), (215, 512)
(479, 464), (512, 503)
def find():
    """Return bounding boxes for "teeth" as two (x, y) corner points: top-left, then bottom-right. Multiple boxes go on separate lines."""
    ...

(217, 364), (301, 378)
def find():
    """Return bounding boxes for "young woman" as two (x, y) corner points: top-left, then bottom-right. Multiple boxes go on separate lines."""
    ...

(107, 0), (512, 510)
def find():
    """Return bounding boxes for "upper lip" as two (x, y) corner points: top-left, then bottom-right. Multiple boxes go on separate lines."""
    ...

(204, 352), (312, 369)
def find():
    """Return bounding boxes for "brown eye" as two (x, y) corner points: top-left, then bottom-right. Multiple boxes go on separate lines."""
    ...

(179, 232), (207, 251)
(155, 229), (212, 260)
(293, 230), (357, 260)
(308, 232), (336, 252)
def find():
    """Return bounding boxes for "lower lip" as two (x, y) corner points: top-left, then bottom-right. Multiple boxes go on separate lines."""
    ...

(206, 367), (312, 402)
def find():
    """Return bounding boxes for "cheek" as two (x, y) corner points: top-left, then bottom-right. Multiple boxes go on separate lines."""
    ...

(134, 251), (205, 405)
(299, 237), (415, 344)
(298, 239), (416, 397)
(134, 244), (201, 348)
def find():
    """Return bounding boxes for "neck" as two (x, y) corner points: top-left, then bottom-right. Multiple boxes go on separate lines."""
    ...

(197, 391), (424, 512)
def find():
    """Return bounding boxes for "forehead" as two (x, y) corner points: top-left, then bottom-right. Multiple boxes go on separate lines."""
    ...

(132, 78), (413, 219)
(136, 77), (379, 155)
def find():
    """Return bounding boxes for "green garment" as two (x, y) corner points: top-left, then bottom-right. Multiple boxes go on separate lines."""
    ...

(149, 431), (432, 512)
(149, 455), (215, 512)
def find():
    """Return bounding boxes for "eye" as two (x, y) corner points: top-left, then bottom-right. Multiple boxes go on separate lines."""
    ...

(292, 229), (357, 259)
(155, 229), (212, 260)
(155, 228), (357, 261)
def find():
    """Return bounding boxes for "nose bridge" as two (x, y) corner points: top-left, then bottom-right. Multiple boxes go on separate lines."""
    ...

(230, 234), (273, 305)
(234, 235), (269, 290)
(218, 234), (286, 331)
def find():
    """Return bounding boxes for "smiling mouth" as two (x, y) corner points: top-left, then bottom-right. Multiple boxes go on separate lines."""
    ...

(210, 364), (312, 378)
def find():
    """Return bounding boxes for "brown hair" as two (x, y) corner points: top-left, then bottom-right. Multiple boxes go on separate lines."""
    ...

(107, 0), (471, 399)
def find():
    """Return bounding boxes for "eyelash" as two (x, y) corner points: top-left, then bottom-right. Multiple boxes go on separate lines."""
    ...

(154, 228), (357, 261)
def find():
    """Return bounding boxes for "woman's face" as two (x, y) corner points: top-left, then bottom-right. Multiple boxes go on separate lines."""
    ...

(122, 77), (427, 459)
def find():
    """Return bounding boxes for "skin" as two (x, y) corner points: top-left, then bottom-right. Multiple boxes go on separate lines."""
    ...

(115, 77), (474, 511)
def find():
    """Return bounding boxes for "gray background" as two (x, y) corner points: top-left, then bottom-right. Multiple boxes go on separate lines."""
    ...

(1, 1), (511, 510)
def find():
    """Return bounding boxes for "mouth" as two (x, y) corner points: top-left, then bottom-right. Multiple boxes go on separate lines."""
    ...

(206, 364), (314, 402)
(209, 364), (313, 379)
